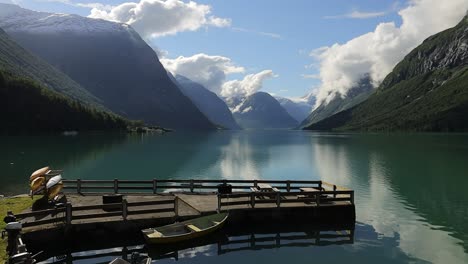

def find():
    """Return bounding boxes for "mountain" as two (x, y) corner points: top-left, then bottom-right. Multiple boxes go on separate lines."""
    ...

(233, 92), (298, 129)
(0, 27), (101, 107)
(305, 15), (468, 132)
(300, 77), (374, 128)
(0, 26), (129, 132)
(275, 96), (313, 123)
(0, 70), (129, 132)
(0, 4), (215, 130)
(173, 74), (241, 130)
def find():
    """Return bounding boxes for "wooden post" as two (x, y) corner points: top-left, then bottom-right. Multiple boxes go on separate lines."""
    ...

(276, 192), (281, 208)
(253, 180), (258, 188)
(152, 179), (157, 194)
(65, 202), (72, 227)
(190, 179), (194, 193)
(250, 193), (255, 208)
(77, 179), (81, 194)
(333, 185), (337, 198)
(316, 192), (320, 207)
(122, 198), (128, 221)
(174, 197), (179, 218)
(114, 179), (118, 194)
(318, 181), (322, 191)
(350, 191), (354, 204)
(286, 180), (291, 192)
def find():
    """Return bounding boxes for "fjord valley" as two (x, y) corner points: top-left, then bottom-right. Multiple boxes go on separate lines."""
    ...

(1, 1), (468, 264)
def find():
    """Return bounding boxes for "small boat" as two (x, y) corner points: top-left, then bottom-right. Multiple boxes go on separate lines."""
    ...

(142, 212), (228, 244)
(46, 175), (63, 200)
(30, 166), (49, 181)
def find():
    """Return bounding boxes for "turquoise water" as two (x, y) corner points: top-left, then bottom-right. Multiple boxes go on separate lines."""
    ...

(2, 131), (468, 263)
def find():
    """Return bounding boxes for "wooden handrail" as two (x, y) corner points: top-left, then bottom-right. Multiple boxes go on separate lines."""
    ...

(62, 179), (325, 195)
(217, 190), (354, 210)
(18, 197), (178, 229)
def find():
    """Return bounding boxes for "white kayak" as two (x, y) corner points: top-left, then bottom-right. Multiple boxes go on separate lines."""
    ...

(46, 175), (62, 189)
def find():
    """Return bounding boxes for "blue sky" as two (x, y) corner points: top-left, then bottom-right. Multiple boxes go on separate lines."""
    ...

(8, 0), (405, 98)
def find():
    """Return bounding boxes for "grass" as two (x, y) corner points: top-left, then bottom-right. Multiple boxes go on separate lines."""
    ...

(0, 196), (38, 263)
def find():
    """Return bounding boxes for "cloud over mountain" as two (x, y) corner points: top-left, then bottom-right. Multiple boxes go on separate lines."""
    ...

(88, 0), (231, 38)
(221, 70), (276, 98)
(311, 0), (468, 107)
(161, 53), (244, 94)
(162, 53), (275, 99)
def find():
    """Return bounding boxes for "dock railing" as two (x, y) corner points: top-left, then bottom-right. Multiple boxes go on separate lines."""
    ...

(217, 190), (354, 211)
(62, 179), (325, 194)
(14, 197), (177, 228)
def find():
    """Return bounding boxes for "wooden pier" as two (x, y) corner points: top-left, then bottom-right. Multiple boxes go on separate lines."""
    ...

(12, 179), (355, 246)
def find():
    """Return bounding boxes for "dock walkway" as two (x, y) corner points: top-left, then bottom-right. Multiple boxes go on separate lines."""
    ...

(12, 179), (355, 241)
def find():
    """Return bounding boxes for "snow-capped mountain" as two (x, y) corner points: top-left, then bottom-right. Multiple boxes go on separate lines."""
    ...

(275, 96), (313, 123)
(0, 3), (133, 35)
(233, 92), (298, 129)
(0, 3), (215, 130)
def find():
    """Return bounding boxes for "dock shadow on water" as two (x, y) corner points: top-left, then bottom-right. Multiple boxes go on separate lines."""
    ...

(28, 221), (356, 264)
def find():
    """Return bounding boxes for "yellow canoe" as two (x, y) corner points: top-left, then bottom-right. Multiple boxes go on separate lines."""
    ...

(30, 176), (46, 194)
(142, 213), (228, 244)
(30, 166), (49, 182)
(47, 181), (63, 200)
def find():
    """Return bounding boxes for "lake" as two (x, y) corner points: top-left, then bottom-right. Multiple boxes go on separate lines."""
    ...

(2, 131), (468, 263)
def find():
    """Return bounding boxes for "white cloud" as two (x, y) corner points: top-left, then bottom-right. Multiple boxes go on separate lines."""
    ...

(311, 0), (468, 107)
(301, 74), (320, 79)
(324, 10), (386, 19)
(221, 70), (277, 98)
(88, 0), (231, 38)
(232, 27), (282, 39)
(161, 53), (244, 94)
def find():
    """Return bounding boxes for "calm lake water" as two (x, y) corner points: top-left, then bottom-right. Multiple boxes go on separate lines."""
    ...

(2, 131), (468, 263)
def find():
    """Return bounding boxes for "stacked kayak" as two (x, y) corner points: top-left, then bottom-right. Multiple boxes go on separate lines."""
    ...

(29, 166), (64, 201)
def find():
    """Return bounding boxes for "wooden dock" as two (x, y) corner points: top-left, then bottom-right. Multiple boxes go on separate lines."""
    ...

(12, 179), (355, 246)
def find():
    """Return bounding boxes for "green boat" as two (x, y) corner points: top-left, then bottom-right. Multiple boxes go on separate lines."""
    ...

(142, 213), (229, 244)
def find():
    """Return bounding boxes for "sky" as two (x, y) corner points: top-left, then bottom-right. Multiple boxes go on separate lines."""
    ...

(1, 0), (467, 104)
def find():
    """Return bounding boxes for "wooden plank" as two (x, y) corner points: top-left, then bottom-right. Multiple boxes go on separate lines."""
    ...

(16, 208), (65, 219)
(127, 208), (174, 215)
(72, 211), (123, 220)
(116, 186), (154, 190)
(72, 203), (122, 211)
(22, 217), (66, 227)
(220, 200), (250, 207)
(127, 199), (175, 207)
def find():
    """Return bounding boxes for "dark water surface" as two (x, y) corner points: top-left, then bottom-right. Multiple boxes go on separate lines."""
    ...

(1, 131), (468, 263)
